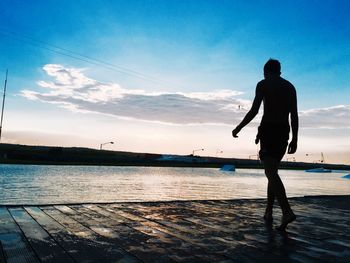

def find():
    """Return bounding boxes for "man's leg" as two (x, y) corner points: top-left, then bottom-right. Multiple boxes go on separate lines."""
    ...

(266, 182), (275, 214)
(263, 156), (296, 229)
(263, 182), (275, 223)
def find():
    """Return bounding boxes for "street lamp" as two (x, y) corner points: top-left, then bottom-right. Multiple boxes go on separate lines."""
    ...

(192, 148), (204, 156)
(100, 141), (114, 150)
(306, 152), (325, 163)
(216, 150), (223, 157)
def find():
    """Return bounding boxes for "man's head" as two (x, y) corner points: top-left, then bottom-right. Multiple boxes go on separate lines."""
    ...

(264, 59), (281, 78)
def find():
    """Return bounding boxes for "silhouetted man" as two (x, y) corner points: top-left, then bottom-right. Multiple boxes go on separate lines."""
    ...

(232, 59), (298, 231)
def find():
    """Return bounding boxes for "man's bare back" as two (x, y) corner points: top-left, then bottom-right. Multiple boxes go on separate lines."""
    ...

(232, 59), (298, 231)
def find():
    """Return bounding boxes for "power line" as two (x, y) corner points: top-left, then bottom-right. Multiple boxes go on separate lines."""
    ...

(0, 28), (180, 87)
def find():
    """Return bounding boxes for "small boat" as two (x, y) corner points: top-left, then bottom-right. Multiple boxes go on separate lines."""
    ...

(342, 174), (350, 179)
(305, 168), (332, 173)
(220, 164), (235, 172)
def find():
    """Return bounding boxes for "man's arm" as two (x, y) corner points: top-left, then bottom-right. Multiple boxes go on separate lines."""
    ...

(232, 84), (263, 137)
(288, 87), (298, 153)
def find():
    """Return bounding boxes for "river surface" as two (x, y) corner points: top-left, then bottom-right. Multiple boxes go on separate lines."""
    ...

(0, 164), (349, 204)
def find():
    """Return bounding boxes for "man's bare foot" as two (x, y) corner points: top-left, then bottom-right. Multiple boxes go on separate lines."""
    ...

(276, 212), (296, 231)
(263, 210), (273, 224)
(264, 215), (273, 225)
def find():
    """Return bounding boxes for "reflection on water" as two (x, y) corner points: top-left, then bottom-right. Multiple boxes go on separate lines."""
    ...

(0, 164), (349, 204)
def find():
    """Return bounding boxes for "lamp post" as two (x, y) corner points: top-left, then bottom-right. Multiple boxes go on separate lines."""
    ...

(216, 150), (223, 157)
(100, 141), (114, 150)
(192, 148), (204, 156)
(306, 152), (325, 163)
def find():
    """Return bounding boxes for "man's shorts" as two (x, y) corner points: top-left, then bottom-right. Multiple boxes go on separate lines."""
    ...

(256, 123), (290, 161)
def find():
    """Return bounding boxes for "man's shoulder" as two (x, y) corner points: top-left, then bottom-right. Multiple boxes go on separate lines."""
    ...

(280, 77), (295, 89)
(257, 79), (266, 89)
(257, 79), (266, 85)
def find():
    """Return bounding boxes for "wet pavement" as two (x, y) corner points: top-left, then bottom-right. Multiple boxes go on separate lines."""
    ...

(0, 195), (349, 262)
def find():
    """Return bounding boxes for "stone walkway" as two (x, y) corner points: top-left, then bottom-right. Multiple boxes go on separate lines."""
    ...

(0, 195), (349, 262)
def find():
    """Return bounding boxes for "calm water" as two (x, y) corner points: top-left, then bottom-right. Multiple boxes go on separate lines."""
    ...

(0, 164), (349, 205)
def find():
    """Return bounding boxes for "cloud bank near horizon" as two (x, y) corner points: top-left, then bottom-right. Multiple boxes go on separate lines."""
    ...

(21, 64), (350, 128)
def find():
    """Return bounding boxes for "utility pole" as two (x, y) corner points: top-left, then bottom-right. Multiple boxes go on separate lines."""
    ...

(0, 69), (8, 142)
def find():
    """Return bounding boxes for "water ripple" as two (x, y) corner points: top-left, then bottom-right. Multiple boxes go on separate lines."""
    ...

(0, 165), (349, 205)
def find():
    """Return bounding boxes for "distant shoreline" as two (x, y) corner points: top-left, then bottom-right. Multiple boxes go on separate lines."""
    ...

(1, 143), (350, 170)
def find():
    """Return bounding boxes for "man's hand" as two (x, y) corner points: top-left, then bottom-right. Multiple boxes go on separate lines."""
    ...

(288, 139), (297, 154)
(232, 127), (241, 138)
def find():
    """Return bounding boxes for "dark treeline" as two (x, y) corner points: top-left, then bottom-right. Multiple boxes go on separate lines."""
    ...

(0, 143), (350, 170)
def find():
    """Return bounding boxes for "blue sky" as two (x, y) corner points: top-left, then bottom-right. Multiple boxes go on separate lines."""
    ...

(1, 0), (350, 163)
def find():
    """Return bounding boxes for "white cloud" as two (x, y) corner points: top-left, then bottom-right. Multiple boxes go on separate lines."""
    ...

(179, 90), (243, 100)
(300, 105), (350, 128)
(21, 64), (249, 125)
(21, 64), (350, 128)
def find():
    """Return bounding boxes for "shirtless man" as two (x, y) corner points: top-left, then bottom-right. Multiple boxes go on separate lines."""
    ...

(232, 59), (298, 230)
